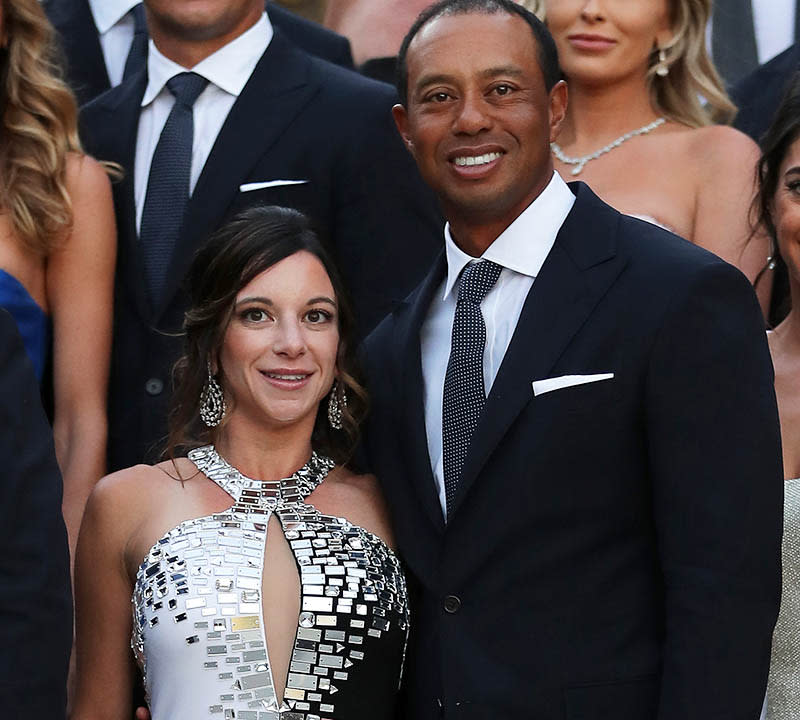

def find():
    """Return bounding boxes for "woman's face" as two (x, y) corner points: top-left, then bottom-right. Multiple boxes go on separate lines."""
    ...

(218, 250), (340, 433)
(773, 136), (800, 285)
(543, 0), (672, 87)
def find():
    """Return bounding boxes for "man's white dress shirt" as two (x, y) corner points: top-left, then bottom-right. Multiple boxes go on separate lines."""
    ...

(752, 0), (796, 64)
(134, 12), (273, 232)
(88, 0), (141, 87)
(420, 171), (575, 517)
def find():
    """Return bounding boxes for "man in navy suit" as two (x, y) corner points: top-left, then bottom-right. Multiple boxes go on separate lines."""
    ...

(79, 0), (442, 471)
(732, 43), (800, 143)
(361, 1), (783, 718)
(0, 310), (72, 717)
(44, 0), (354, 106)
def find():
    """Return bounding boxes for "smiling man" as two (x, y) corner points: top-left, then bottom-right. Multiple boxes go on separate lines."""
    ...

(361, 1), (783, 718)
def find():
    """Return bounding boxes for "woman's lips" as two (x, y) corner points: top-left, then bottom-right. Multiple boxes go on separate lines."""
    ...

(567, 34), (617, 52)
(260, 370), (312, 390)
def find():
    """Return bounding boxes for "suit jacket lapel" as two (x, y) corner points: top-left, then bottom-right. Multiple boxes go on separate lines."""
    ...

(449, 183), (627, 518)
(51, 0), (111, 100)
(82, 69), (151, 322)
(396, 253), (448, 535)
(154, 32), (321, 319)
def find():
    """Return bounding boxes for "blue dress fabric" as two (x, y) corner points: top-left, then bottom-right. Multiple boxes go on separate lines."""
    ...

(0, 269), (50, 381)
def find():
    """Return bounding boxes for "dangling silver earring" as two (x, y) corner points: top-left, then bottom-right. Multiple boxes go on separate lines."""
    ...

(327, 380), (347, 430)
(200, 361), (226, 427)
(655, 47), (669, 77)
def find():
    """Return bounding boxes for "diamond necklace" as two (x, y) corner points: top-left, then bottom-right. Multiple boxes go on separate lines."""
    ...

(551, 117), (666, 176)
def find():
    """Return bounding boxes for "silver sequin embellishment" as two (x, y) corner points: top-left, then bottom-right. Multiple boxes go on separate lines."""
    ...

(131, 446), (409, 719)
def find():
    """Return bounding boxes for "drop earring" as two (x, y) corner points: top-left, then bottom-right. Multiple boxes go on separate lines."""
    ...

(327, 380), (347, 430)
(655, 47), (669, 77)
(199, 361), (226, 427)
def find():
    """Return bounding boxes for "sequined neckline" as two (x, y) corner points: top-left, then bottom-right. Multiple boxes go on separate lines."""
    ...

(187, 444), (335, 507)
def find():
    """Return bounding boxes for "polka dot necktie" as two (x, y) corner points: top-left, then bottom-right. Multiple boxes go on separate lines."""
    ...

(139, 72), (209, 305)
(442, 260), (503, 520)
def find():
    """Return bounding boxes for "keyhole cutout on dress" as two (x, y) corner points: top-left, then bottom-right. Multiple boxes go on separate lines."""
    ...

(262, 513), (301, 706)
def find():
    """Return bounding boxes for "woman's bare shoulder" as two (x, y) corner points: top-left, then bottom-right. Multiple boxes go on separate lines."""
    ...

(318, 469), (395, 548)
(87, 460), (197, 524)
(685, 124), (759, 165)
(65, 152), (112, 194)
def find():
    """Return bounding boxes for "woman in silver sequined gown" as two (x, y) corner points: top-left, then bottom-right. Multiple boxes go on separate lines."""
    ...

(72, 207), (409, 720)
(754, 74), (800, 720)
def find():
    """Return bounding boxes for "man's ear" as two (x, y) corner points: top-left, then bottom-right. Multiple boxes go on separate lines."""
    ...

(392, 103), (414, 153)
(548, 80), (568, 144)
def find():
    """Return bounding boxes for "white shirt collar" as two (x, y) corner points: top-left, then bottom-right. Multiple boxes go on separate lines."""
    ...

(142, 12), (273, 107)
(89, 0), (141, 35)
(441, 171), (575, 300)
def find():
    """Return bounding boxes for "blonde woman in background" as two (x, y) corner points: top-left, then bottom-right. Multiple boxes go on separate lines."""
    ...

(532, 0), (772, 312)
(0, 0), (116, 564)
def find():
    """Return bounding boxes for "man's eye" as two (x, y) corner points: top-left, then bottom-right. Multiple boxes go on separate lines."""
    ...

(428, 92), (451, 102)
(493, 84), (513, 96)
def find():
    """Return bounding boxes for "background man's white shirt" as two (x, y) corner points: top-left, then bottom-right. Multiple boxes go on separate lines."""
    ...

(134, 13), (273, 232)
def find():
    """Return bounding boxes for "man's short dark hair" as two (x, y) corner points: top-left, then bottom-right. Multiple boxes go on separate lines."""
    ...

(396, 0), (561, 106)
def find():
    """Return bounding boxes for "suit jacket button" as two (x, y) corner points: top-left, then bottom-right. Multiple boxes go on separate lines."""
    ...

(443, 595), (461, 614)
(145, 378), (164, 396)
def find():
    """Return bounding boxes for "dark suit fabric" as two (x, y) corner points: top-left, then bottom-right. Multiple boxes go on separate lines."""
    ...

(44, 0), (354, 106)
(732, 43), (800, 143)
(0, 310), (72, 718)
(79, 32), (442, 471)
(361, 183), (782, 719)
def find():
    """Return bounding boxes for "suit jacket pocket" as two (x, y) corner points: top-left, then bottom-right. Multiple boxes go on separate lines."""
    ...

(232, 183), (316, 220)
(564, 674), (658, 720)
(534, 374), (621, 415)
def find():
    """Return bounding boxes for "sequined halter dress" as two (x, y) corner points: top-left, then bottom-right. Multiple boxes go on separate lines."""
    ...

(132, 446), (409, 720)
(765, 477), (800, 719)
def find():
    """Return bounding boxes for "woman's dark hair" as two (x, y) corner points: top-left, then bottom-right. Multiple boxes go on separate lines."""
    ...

(753, 71), (800, 325)
(166, 205), (368, 465)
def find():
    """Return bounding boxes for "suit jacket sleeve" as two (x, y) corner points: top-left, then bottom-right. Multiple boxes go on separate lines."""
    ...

(0, 310), (72, 717)
(645, 262), (782, 720)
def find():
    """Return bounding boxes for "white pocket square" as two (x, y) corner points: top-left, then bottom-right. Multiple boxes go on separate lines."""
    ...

(532, 373), (614, 397)
(239, 179), (308, 192)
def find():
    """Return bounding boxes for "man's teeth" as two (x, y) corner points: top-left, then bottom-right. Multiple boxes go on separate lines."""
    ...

(454, 152), (502, 167)
(266, 373), (307, 380)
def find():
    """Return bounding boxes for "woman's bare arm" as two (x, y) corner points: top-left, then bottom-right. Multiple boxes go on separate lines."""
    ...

(71, 470), (139, 720)
(47, 154), (116, 567)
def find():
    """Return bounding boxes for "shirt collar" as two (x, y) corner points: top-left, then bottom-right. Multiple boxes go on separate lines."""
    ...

(441, 171), (576, 300)
(142, 12), (273, 107)
(89, 0), (140, 35)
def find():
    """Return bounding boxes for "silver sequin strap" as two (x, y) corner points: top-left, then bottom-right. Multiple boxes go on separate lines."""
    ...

(187, 445), (335, 506)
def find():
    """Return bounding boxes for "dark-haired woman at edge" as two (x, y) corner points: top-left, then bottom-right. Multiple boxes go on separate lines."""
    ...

(753, 72), (800, 720)
(72, 206), (409, 720)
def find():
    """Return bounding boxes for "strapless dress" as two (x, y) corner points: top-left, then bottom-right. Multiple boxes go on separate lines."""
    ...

(132, 446), (410, 720)
(764, 477), (800, 719)
(0, 268), (50, 381)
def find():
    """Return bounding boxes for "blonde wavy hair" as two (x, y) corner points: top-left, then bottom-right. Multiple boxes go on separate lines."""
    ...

(527, 0), (736, 128)
(0, 0), (83, 256)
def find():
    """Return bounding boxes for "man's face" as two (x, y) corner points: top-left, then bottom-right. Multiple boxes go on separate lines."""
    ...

(394, 12), (567, 230)
(145, 0), (263, 45)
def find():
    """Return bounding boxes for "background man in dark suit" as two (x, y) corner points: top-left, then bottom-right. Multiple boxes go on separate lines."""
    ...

(362, 1), (783, 718)
(79, 0), (442, 471)
(732, 44), (800, 143)
(0, 310), (72, 717)
(44, 0), (354, 106)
